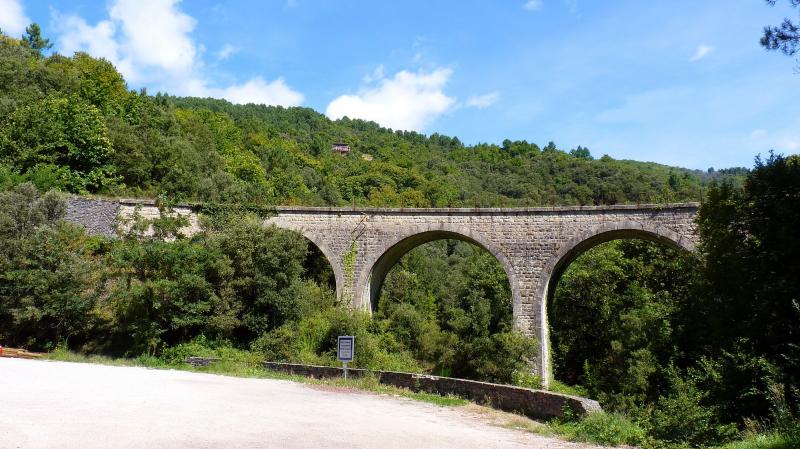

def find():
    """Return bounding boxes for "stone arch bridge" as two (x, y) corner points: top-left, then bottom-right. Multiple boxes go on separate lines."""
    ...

(66, 198), (699, 386)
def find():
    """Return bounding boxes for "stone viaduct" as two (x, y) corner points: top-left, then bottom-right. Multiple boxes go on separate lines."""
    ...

(66, 197), (699, 386)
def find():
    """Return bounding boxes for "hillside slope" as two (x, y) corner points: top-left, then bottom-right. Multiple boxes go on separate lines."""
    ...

(0, 34), (740, 207)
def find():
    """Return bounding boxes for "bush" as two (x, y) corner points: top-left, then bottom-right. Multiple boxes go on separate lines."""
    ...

(108, 237), (237, 355)
(205, 217), (310, 342)
(251, 305), (424, 373)
(645, 374), (737, 447)
(0, 185), (101, 350)
(161, 336), (261, 366)
(554, 412), (648, 447)
(547, 380), (588, 397)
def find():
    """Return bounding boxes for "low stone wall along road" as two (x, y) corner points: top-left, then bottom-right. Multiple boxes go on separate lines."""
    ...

(0, 358), (601, 449)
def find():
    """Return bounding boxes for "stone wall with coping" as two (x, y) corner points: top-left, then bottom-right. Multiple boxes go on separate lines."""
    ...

(65, 197), (202, 237)
(263, 361), (602, 420)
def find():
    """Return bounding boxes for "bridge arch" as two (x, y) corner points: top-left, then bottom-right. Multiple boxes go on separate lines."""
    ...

(355, 224), (522, 319)
(266, 224), (345, 300)
(536, 221), (696, 386)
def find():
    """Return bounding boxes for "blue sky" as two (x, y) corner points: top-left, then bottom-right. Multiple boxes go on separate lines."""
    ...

(1, 0), (798, 169)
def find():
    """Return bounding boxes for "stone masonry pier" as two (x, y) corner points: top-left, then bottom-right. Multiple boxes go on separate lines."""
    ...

(65, 197), (699, 386)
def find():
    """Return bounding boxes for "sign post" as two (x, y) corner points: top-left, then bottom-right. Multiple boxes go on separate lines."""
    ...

(337, 336), (355, 380)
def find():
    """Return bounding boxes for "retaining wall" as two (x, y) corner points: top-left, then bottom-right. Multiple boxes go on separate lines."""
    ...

(263, 361), (601, 420)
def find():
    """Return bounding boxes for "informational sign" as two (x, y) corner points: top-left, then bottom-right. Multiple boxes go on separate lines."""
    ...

(337, 336), (355, 362)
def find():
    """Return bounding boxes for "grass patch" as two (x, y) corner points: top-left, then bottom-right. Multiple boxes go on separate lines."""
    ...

(48, 347), (168, 368)
(499, 415), (555, 435)
(714, 430), (799, 449)
(547, 379), (590, 398)
(395, 390), (467, 406)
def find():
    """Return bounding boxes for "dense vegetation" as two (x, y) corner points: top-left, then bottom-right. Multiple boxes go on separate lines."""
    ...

(0, 186), (535, 384)
(0, 26), (798, 449)
(552, 154), (800, 447)
(0, 30), (734, 207)
(374, 240), (537, 383)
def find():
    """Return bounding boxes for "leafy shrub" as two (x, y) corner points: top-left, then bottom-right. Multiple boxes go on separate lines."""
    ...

(161, 336), (261, 366)
(554, 412), (648, 447)
(0, 185), (101, 350)
(252, 305), (424, 373)
(645, 374), (737, 447)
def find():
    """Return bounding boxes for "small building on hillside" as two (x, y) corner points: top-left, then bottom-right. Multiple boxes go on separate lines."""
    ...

(332, 142), (351, 154)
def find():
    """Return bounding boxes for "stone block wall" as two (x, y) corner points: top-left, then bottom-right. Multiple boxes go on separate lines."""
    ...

(65, 197), (202, 237)
(65, 197), (120, 237)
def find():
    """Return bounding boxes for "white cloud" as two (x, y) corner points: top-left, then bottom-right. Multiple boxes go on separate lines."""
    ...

(690, 44), (714, 62)
(522, 0), (543, 11)
(750, 129), (768, 140)
(57, 15), (122, 60)
(215, 43), (238, 61)
(326, 68), (455, 131)
(54, 0), (303, 107)
(466, 92), (500, 109)
(199, 77), (304, 106)
(109, 0), (197, 76)
(0, 0), (30, 36)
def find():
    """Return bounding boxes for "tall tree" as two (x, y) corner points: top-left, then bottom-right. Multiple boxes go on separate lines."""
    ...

(23, 23), (52, 53)
(761, 1), (800, 62)
(696, 152), (800, 419)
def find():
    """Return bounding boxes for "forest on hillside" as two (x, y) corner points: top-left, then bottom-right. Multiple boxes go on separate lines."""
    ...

(0, 27), (797, 449)
(0, 30), (746, 208)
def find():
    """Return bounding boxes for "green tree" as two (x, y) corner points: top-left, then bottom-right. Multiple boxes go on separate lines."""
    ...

(2, 96), (117, 192)
(0, 184), (100, 350)
(378, 240), (536, 383)
(206, 215), (309, 342)
(108, 208), (237, 354)
(23, 23), (52, 53)
(762, 0), (800, 63)
(72, 52), (129, 113)
(696, 152), (800, 419)
(570, 146), (593, 160)
(550, 240), (701, 407)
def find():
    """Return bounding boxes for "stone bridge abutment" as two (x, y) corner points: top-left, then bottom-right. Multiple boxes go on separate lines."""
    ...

(66, 198), (699, 386)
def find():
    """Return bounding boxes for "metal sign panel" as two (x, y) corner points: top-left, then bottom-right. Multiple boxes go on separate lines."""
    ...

(337, 336), (355, 362)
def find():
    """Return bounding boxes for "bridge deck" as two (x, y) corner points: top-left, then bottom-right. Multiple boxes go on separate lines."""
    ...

(115, 197), (699, 215)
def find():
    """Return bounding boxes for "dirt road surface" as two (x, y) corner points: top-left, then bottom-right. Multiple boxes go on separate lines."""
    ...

(1, 358), (597, 449)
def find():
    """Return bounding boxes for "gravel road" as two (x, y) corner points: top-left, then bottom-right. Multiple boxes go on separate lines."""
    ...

(1, 358), (596, 449)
